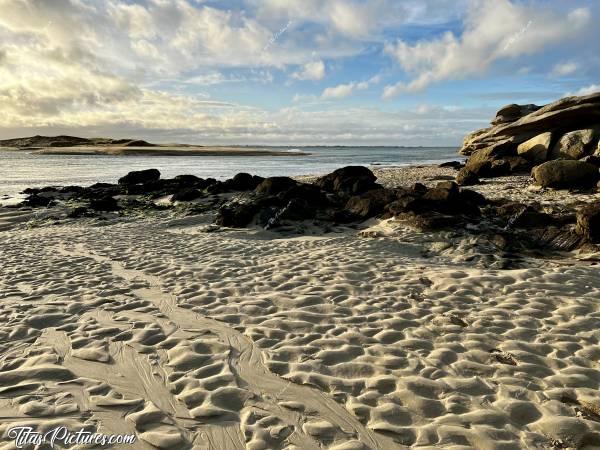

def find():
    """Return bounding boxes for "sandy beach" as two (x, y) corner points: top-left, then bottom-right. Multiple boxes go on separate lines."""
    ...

(1, 165), (599, 450)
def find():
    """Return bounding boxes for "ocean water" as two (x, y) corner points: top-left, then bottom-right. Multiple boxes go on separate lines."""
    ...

(0, 146), (460, 203)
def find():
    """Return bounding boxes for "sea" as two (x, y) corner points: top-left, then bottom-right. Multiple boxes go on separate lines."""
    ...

(0, 146), (461, 204)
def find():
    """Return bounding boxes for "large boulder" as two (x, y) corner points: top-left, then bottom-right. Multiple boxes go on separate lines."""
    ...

(531, 160), (599, 189)
(576, 202), (600, 243)
(517, 132), (552, 162)
(314, 166), (378, 195)
(118, 169), (161, 185)
(551, 129), (598, 160)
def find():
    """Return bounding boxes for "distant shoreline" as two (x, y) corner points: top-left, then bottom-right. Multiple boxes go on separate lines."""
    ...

(0, 145), (310, 157)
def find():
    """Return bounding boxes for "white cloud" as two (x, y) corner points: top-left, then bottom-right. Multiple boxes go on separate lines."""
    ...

(108, 2), (156, 40)
(551, 62), (578, 77)
(568, 84), (600, 97)
(322, 83), (357, 99)
(292, 61), (325, 81)
(184, 71), (273, 86)
(383, 0), (591, 97)
(252, 0), (472, 39)
(321, 75), (381, 99)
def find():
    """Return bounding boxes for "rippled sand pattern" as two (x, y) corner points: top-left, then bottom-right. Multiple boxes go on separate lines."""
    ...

(1, 216), (600, 449)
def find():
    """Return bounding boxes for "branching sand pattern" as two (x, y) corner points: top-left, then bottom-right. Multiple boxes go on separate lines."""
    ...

(1, 213), (600, 449)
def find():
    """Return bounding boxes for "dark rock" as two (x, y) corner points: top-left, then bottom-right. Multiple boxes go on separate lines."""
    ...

(59, 185), (86, 195)
(411, 183), (428, 194)
(23, 195), (53, 207)
(215, 201), (260, 228)
(580, 155), (600, 167)
(495, 201), (529, 217)
(171, 189), (203, 202)
(314, 166), (377, 195)
(265, 199), (316, 229)
(118, 169), (161, 185)
(174, 175), (203, 187)
(439, 161), (463, 169)
(123, 181), (162, 195)
(255, 177), (298, 196)
(528, 227), (582, 252)
(423, 181), (459, 202)
(504, 156), (532, 173)
(22, 186), (58, 195)
(384, 189), (421, 216)
(67, 207), (90, 218)
(429, 175), (455, 181)
(345, 189), (398, 219)
(456, 168), (480, 186)
(281, 183), (331, 207)
(224, 173), (265, 191)
(532, 160), (600, 189)
(206, 181), (228, 194)
(576, 202), (600, 243)
(508, 206), (555, 229)
(90, 196), (119, 211)
(394, 211), (463, 230)
(459, 189), (487, 206)
(420, 182), (480, 216)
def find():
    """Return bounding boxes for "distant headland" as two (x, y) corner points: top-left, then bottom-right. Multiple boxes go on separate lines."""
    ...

(0, 135), (309, 156)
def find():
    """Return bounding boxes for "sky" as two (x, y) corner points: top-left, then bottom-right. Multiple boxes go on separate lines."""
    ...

(0, 0), (598, 146)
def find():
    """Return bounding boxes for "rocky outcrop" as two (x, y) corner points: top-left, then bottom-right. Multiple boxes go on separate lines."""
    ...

(459, 93), (600, 182)
(215, 167), (487, 231)
(461, 93), (600, 155)
(531, 160), (599, 189)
